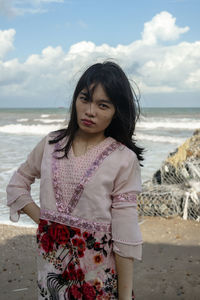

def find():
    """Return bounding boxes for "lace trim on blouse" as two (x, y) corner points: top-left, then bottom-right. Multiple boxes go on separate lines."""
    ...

(112, 193), (137, 207)
(40, 208), (111, 233)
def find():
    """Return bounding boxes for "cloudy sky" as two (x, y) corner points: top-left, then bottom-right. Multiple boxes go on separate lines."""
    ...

(0, 0), (200, 107)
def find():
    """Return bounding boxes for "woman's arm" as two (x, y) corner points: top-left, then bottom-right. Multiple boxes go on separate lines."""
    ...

(111, 151), (142, 299)
(7, 136), (46, 222)
(115, 253), (134, 300)
(22, 202), (40, 224)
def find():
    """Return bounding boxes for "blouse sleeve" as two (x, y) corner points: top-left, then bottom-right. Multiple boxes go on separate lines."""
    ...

(111, 151), (143, 260)
(6, 136), (46, 222)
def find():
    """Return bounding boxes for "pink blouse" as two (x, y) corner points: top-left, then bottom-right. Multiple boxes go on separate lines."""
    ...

(6, 134), (143, 260)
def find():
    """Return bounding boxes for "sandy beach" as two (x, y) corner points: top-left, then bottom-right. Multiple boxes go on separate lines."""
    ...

(0, 217), (200, 300)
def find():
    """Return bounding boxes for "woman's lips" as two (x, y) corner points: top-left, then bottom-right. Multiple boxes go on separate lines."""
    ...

(81, 119), (95, 126)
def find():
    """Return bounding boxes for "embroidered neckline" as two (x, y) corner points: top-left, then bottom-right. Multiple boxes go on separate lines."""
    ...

(52, 138), (121, 214)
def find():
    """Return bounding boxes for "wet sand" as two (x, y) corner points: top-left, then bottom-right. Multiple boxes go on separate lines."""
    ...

(0, 217), (200, 300)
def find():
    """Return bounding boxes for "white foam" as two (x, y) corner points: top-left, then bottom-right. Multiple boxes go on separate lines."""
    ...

(40, 114), (50, 118)
(17, 118), (28, 122)
(0, 124), (61, 135)
(34, 118), (65, 123)
(137, 134), (185, 144)
(137, 120), (200, 130)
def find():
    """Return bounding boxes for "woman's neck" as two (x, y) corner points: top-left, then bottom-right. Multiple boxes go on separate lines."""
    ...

(72, 130), (106, 156)
(75, 129), (106, 145)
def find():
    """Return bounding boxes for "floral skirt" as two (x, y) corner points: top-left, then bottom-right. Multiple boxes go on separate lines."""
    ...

(36, 219), (135, 300)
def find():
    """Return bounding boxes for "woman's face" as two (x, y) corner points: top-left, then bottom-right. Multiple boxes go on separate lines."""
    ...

(75, 83), (115, 137)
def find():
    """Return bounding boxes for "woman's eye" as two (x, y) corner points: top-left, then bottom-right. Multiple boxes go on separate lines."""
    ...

(80, 96), (88, 102)
(99, 103), (109, 109)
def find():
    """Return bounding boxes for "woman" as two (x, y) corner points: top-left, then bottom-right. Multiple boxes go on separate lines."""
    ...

(7, 61), (143, 300)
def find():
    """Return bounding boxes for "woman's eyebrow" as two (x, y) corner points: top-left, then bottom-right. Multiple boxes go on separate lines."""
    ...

(80, 91), (112, 104)
(97, 99), (112, 104)
(80, 91), (88, 96)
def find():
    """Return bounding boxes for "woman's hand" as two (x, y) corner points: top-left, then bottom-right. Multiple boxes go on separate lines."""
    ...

(115, 253), (134, 300)
(22, 202), (40, 224)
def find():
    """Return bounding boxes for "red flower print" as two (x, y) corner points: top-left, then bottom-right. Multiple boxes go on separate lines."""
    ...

(48, 222), (57, 240)
(93, 254), (103, 265)
(82, 282), (96, 300)
(93, 278), (103, 292)
(94, 242), (101, 251)
(49, 223), (70, 245)
(68, 271), (76, 281)
(68, 262), (75, 272)
(41, 233), (54, 253)
(77, 239), (86, 251)
(38, 219), (48, 233)
(83, 232), (90, 239)
(96, 290), (104, 300)
(73, 238), (86, 257)
(76, 268), (85, 281)
(71, 227), (81, 236)
(96, 292), (105, 300)
(72, 238), (79, 246)
(62, 270), (70, 281)
(78, 250), (84, 258)
(69, 284), (82, 299)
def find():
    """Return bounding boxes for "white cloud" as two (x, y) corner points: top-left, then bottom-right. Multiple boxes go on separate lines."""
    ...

(0, 29), (16, 59)
(0, 11), (199, 107)
(0, 0), (64, 16)
(185, 67), (200, 89)
(142, 11), (189, 45)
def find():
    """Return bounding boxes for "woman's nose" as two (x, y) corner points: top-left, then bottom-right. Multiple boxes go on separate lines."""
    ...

(85, 103), (96, 117)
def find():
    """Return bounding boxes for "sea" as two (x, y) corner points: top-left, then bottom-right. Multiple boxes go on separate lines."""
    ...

(0, 107), (200, 227)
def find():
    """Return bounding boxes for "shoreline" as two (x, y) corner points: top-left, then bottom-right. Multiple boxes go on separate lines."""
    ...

(0, 221), (37, 229)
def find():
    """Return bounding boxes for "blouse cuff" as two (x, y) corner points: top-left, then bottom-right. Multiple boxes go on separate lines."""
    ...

(111, 205), (143, 259)
(9, 194), (34, 222)
(113, 241), (142, 260)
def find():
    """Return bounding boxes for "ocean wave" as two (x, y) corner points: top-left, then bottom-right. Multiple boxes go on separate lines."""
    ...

(137, 134), (185, 144)
(137, 121), (200, 130)
(40, 114), (50, 118)
(17, 118), (28, 122)
(34, 118), (65, 124)
(0, 124), (61, 135)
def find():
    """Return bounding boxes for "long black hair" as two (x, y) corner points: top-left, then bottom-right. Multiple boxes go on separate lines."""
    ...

(49, 61), (144, 162)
